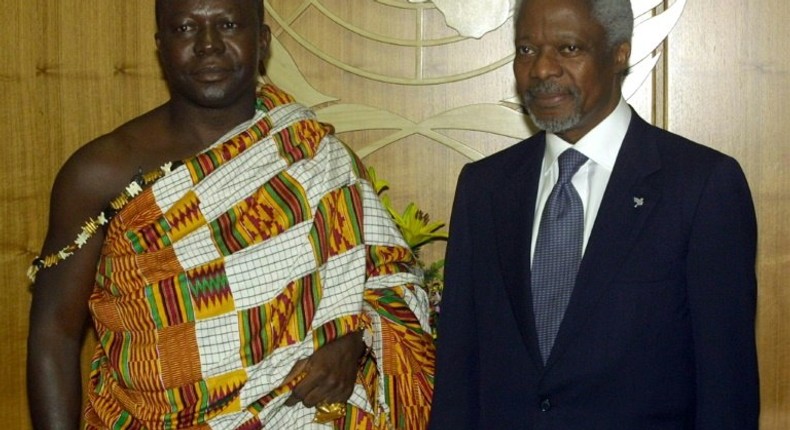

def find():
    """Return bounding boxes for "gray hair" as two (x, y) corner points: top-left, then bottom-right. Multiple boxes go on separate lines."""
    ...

(514, 0), (634, 51)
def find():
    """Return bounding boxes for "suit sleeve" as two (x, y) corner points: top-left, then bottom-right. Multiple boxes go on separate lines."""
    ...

(686, 156), (759, 429)
(429, 165), (480, 430)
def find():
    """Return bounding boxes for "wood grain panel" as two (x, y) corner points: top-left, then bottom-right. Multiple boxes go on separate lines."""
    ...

(0, 1), (160, 427)
(666, 1), (790, 428)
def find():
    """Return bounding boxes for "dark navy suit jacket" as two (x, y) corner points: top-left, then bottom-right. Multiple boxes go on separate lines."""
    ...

(429, 111), (759, 430)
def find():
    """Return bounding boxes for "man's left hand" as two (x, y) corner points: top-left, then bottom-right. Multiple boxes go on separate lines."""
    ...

(284, 330), (366, 407)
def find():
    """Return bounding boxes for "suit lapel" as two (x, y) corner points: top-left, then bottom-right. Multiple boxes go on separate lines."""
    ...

(545, 113), (663, 368)
(491, 135), (546, 367)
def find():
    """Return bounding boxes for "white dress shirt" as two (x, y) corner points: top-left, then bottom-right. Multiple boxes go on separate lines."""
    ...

(530, 98), (632, 264)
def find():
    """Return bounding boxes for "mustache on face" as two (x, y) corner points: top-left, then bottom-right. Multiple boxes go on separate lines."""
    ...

(523, 81), (579, 100)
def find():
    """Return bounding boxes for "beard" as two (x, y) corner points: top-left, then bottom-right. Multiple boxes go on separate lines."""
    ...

(522, 81), (582, 134)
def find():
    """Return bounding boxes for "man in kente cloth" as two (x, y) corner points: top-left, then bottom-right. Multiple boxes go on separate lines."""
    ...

(26, 0), (434, 428)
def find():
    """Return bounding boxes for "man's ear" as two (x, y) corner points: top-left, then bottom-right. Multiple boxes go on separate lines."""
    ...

(259, 24), (272, 58)
(258, 24), (272, 76)
(613, 41), (631, 75)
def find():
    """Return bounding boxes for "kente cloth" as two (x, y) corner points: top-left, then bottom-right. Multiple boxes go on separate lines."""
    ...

(83, 84), (435, 429)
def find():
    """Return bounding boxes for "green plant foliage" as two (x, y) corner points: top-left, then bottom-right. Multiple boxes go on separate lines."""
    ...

(368, 167), (447, 339)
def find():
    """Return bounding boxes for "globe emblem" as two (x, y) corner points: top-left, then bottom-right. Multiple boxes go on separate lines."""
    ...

(261, 0), (686, 267)
(264, 0), (515, 86)
(264, 0), (687, 162)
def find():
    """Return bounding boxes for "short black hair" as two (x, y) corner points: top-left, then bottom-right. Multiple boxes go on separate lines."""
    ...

(155, 0), (264, 29)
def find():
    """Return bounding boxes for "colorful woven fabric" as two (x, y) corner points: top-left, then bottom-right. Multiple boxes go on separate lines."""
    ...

(83, 85), (435, 429)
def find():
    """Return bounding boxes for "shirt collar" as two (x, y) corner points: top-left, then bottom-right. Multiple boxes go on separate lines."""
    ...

(543, 97), (631, 172)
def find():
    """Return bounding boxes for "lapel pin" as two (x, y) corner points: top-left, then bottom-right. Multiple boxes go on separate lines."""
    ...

(633, 196), (645, 208)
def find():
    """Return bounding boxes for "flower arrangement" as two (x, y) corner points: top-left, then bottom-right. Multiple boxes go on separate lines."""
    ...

(368, 167), (447, 339)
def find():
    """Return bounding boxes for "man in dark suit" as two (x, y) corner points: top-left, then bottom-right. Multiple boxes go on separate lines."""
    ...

(428, 0), (759, 428)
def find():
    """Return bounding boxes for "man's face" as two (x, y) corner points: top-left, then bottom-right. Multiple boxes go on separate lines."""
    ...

(155, 0), (269, 109)
(514, 0), (630, 143)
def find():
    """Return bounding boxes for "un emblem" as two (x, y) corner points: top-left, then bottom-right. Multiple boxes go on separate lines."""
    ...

(264, 0), (686, 161)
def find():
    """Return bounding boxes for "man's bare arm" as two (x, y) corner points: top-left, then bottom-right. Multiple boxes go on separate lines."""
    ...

(27, 139), (138, 430)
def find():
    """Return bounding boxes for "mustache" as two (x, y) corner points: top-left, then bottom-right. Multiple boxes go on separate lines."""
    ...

(523, 81), (579, 100)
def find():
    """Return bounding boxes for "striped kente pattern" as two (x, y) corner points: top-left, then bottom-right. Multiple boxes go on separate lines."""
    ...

(83, 84), (435, 429)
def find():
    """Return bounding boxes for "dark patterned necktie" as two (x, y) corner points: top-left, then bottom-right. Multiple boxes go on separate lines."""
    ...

(531, 148), (588, 363)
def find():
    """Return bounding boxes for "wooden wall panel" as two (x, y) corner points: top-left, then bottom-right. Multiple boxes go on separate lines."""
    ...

(0, 0), (786, 428)
(0, 1), (162, 427)
(665, 0), (790, 427)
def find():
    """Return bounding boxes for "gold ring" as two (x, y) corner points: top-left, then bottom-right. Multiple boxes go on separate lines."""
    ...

(314, 402), (347, 423)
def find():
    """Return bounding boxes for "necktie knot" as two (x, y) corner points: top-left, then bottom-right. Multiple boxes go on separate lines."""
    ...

(557, 148), (588, 186)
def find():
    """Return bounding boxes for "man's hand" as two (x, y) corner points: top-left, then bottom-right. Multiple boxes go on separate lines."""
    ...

(284, 330), (366, 407)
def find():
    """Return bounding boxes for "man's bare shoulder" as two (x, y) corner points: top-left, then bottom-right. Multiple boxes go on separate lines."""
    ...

(52, 106), (172, 219)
